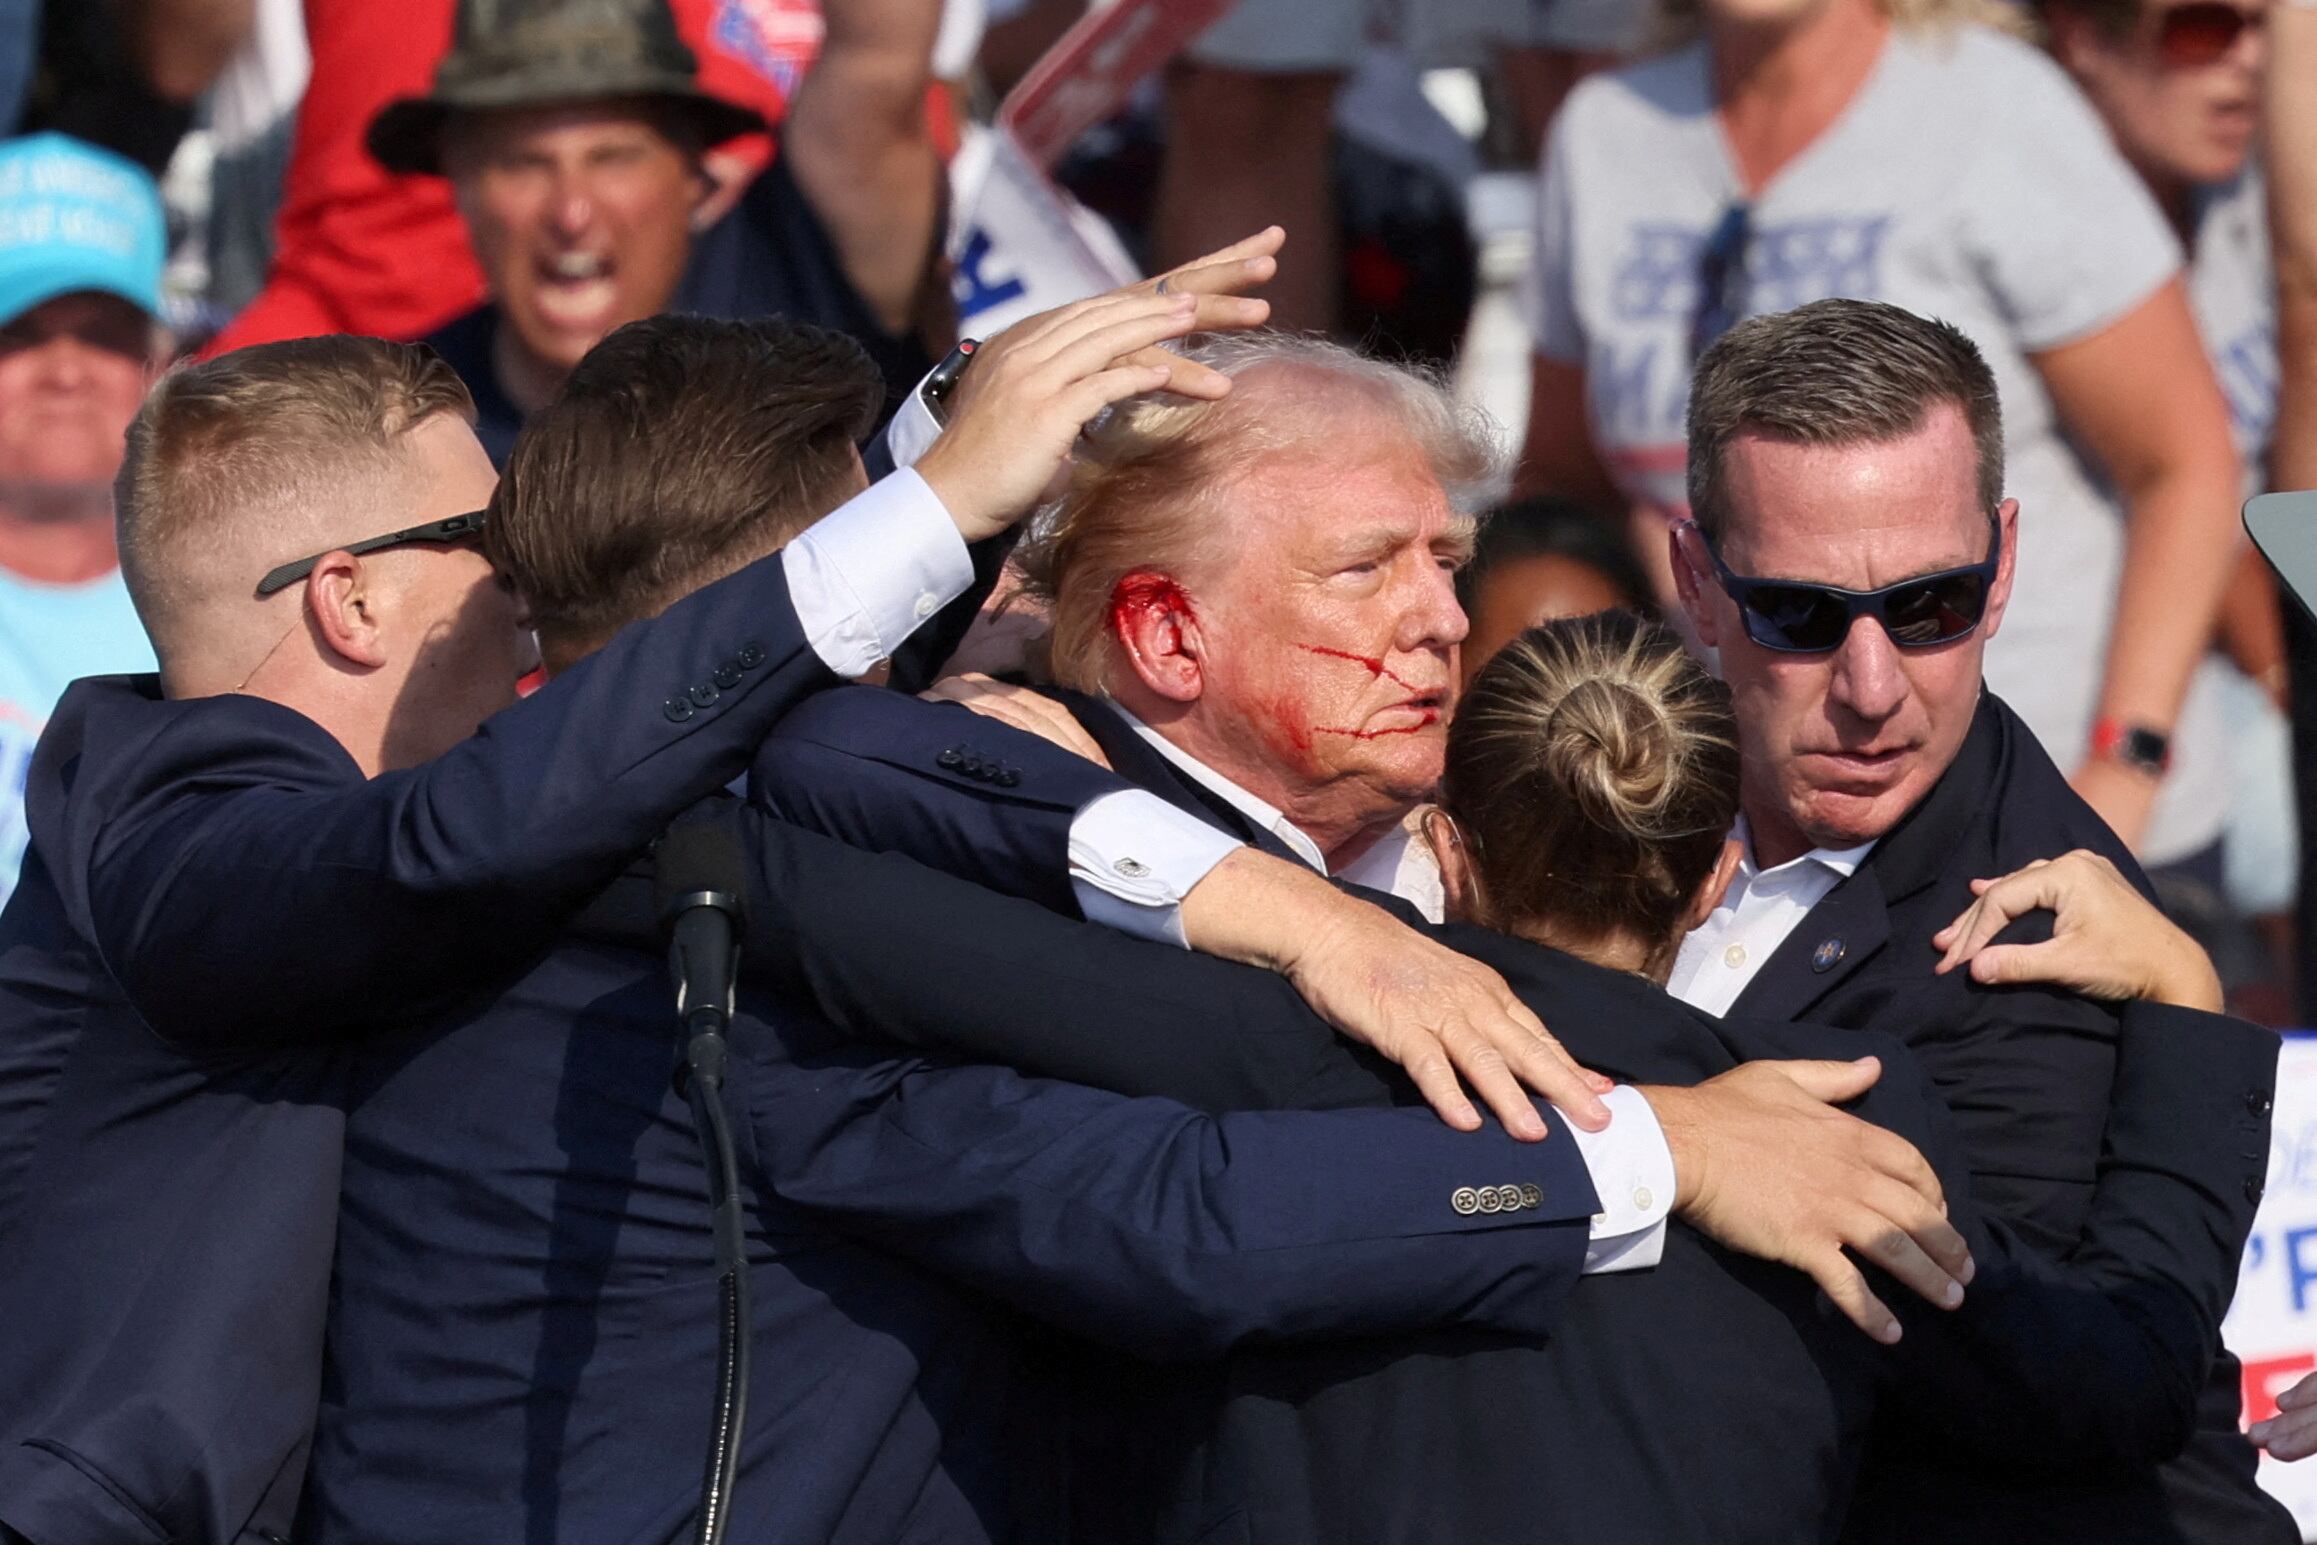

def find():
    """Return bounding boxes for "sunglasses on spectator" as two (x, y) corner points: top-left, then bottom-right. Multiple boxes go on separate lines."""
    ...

(1690, 203), (1753, 362)
(2151, 0), (2262, 67)
(256, 510), (489, 597)
(1684, 511), (2003, 653)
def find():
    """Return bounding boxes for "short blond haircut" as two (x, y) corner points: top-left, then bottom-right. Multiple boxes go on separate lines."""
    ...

(116, 336), (474, 675)
(1014, 332), (1502, 693)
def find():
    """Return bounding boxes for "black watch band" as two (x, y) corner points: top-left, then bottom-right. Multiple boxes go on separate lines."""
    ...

(921, 338), (980, 427)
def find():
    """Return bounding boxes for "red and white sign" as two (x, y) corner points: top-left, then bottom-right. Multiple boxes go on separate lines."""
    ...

(999, 0), (1233, 170)
(2225, 1032), (2317, 1538)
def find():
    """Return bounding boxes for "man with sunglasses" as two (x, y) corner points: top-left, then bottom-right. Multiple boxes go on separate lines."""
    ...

(1666, 296), (2293, 1542)
(0, 133), (169, 908)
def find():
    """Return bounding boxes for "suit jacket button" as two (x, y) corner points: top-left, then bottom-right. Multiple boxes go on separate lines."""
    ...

(688, 683), (720, 708)
(2247, 1176), (2267, 1204)
(1519, 1183), (1542, 1210)
(1478, 1186), (1506, 1214)
(938, 747), (965, 769)
(663, 696), (696, 723)
(1451, 1187), (1480, 1216)
(2249, 1091), (2274, 1117)
(996, 768), (1020, 787)
(736, 643), (766, 669)
(713, 663), (743, 690)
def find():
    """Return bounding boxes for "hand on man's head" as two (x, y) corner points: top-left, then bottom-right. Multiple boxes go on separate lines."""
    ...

(915, 229), (1280, 543)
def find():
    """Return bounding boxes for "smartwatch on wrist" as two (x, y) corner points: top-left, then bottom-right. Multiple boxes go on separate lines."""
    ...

(921, 338), (980, 427)
(2091, 716), (2171, 777)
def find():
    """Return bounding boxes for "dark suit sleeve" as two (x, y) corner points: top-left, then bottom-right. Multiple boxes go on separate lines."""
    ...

(755, 684), (1147, 916)
(85, 554), (850, 1053)
(733, 1026), (1595, 1361)
(1862, 1008), (2277, 1472)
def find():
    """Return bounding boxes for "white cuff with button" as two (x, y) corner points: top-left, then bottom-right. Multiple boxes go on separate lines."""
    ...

(1563, 1084), (1676, 1275)
(1068, 790), (1245, 948)
(783, 469), (974, 677)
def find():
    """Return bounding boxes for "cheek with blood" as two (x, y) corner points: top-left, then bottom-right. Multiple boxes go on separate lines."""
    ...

(1295, 641), (1439, 739)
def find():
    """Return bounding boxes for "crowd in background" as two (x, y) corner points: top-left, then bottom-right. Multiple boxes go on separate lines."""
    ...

(0, 0), (2308, 1008)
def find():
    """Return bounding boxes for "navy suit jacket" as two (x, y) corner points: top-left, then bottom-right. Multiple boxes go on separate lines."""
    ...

(299, 809), (1604, 1544)
(0, 550), (897, 1545)
(0, 590), (1598, 1542)
(750, 684), (2281, 1541)
(1719, 694), (2290, 1545)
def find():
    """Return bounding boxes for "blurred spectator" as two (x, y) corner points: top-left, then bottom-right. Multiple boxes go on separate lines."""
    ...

(0, 0), (36, 137)
(21, 0), (255, 175)
(0, 135), (165, 905)
(1457, 494), (1655, 686)
(202, 0), (801, 357)
(1516, 0), (2244, 884)
(201, 0), (312, 326)
(2265, 0), (2317, 1017)
(363, 0), (943, 465)
(2044, 0), (2294, 962)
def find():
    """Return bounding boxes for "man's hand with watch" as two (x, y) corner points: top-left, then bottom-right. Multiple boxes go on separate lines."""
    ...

(911, 228), (1286, 542)
(2069, 715), (2170, 851)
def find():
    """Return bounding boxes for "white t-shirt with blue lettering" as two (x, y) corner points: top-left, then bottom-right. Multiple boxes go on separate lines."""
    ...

(1524, 23), (2228, 863)
(0, 566), (155, 906)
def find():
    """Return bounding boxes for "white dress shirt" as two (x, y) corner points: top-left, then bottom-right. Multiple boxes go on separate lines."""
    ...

(1666, 818), (1877, 1017)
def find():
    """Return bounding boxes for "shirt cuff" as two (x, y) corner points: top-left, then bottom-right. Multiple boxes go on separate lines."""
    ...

(1565, 1084), (1676, 1275)
(781, 468), (973, 677)
(884, 377), (943, 471)
(1067, 789), (1245, 947)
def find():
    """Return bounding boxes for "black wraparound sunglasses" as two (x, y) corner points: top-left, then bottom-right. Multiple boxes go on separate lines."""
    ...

(1687, 511), (2002, 654)
(256, 509), (489, 597)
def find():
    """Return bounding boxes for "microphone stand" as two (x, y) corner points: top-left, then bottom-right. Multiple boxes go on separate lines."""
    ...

(660, 826), (752, 1545)
(678, 985), (749, 1545)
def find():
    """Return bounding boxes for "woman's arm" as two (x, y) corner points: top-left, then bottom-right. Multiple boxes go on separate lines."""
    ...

(2032, 278), (2246, 848)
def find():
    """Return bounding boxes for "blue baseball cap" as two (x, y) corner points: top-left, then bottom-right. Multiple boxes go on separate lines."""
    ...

(0, 133), (166, 327)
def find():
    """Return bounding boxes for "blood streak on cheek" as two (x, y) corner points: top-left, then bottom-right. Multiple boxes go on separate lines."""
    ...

(1314, 712), (1440, 740)
(1296, 643), (1420, 693)
(1108, 575), (1197, 643)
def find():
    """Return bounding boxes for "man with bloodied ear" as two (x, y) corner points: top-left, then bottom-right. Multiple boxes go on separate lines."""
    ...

(752, 319), (2281, 1541)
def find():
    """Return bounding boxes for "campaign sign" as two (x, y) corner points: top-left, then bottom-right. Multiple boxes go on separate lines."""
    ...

(2224, 1031), (2317, 1537)
(1000, 0), (1233, 170)
(947, 124), (1138, 338)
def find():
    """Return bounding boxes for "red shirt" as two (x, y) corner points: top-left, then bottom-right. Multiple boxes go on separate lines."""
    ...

(204, 0), (813, 355)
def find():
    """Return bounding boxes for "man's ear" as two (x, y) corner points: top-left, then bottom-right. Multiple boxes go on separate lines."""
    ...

(304, 552), (389, 670)
(1670, 522), (1721, 650)
(1420, 806), (1483, 924)
(1679, 837), (1744, 933)
(1107, 570), (1206, 704)
(1980, 498), (2021, 643)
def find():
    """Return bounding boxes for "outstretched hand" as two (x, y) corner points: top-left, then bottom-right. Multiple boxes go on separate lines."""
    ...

(1931, 848), (2222, 1011)
(915, 228), (1281, 543)
(1642, 1058), (1973, 1343)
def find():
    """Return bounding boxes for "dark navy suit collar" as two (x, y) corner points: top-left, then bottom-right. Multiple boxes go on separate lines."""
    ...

(1727, 691), (2007, 1021)
(1040, 688), (1307, 868)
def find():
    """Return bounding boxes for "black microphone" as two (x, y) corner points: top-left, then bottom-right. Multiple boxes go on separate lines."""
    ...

(655, 820), (749, 1089)
(654, 817), (752, 1545)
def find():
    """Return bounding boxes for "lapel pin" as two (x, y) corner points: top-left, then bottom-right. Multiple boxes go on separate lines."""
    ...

(1812, 937), (1845, 973)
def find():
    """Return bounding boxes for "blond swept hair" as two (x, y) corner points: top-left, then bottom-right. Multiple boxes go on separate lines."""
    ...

(1443, 610), (1739, 949)
(116, 337), (474, 675)
(1013, 332), (1503, 693)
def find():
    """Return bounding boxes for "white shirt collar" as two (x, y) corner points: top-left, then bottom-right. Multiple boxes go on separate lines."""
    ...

(1109, 701), (1331, 872)
(1733, 813), (1875, 883)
